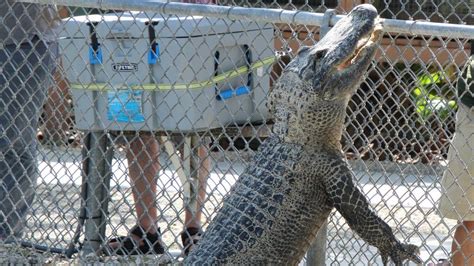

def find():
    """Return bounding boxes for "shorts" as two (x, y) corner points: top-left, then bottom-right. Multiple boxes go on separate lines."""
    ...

(438, 104), (474, 221)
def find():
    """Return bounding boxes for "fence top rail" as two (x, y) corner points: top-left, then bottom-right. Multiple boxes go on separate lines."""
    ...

(18, 0), (474, 39)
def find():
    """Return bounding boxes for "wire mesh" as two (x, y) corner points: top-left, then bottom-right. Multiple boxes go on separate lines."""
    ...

(0, 0), (473, 265)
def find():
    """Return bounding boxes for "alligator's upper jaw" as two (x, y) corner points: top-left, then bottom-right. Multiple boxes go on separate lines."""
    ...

(317, 4), (379, 70)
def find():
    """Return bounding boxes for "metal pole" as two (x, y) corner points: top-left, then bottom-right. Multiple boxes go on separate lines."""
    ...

(18, 0), (474, 39)
(81, 131), (113, 256)
(183, 135), (200, 217)
(306, 222), (328, 266)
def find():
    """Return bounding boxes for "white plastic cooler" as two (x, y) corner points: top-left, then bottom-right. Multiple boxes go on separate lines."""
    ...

(59, 13), (274, 132)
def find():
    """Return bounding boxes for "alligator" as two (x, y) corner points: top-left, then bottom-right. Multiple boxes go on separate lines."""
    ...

(185, 4), (422, 265)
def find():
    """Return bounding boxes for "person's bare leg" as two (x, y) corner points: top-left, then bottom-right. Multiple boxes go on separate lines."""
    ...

(451, 221), (474, 266)
(109, 133), (160, 249)
(184, 145), (210, 229)
(37, 66), (72, 145)
(128, 133), (160, 233)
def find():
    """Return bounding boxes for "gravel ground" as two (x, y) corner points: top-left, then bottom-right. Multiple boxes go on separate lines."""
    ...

(0, 145), (456, 265)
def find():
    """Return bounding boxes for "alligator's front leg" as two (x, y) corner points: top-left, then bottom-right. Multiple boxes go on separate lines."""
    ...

(323, 159), (422, 265)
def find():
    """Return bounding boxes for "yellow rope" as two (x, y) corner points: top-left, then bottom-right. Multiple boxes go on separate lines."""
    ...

(70, 56), (276, 91)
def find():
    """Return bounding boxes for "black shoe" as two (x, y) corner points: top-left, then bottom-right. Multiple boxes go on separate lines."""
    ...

(106, 225), (165, 256)
(181, 227), (203, 256)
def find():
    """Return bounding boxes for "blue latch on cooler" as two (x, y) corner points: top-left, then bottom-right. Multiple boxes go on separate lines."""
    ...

(89, 46), (103, 65)
(147, 21), (160, 65)
(214, 45), (253, 101)
(87, 21), (102, 64)
(148, 44), (160, 64)
(217, 86), (251, 101)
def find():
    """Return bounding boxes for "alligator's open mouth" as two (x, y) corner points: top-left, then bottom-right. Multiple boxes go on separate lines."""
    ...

(287, 4), (379, 86)
(337, 22), (381, 70)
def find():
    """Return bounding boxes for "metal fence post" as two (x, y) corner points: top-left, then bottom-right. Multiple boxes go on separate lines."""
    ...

(81, 131), (114, 256)
(184, 135), (200, 217)
(306, 221), (328, 266)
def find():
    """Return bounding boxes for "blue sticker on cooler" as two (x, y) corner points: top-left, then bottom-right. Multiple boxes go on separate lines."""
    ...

(107, 90), (145, 123)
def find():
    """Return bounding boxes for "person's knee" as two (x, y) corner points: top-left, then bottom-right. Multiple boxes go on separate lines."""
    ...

(0, 148), (37, 188)
(127, 132), (159, 159)
(0, 142), (37, 202)
(130, 132), (156, 146)
(0, 122), (38, 154)
(0, 139), (36, 162)
(460, 221), (474, 230)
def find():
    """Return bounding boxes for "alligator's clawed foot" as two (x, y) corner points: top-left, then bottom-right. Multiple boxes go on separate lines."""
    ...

(381, 242), (422, 266)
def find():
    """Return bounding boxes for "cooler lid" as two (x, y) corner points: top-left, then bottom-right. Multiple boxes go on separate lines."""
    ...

(60, 12), (272, 40)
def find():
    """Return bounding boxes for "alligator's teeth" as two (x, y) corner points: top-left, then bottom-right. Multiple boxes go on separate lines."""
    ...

(370, 22), (383, 42)
(356, 36), (369, 51)
(340, 27), (379, 69)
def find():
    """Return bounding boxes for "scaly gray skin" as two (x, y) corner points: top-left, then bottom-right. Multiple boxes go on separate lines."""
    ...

(185, 4), (422, 266)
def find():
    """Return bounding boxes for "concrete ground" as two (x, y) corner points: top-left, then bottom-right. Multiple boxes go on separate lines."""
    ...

(0, 145), (456, 265)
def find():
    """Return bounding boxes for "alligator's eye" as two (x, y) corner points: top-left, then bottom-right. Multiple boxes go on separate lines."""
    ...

(311, 50), (327, 72)
(313, 49), (326, 60)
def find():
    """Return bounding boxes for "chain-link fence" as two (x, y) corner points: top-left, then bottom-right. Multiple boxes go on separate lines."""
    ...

(0, 0), (473, 265)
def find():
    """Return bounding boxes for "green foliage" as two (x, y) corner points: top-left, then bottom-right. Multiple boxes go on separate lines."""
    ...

(411, 66), (458, 123)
